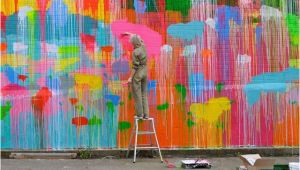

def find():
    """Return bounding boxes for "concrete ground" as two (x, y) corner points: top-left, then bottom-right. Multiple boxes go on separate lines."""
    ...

(1, 156), (299, 170)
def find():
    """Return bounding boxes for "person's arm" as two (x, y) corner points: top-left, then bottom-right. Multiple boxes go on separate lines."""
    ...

(127, 69), (136, 83)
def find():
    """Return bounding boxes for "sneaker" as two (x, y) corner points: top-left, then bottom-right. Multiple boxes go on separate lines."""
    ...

(134, 115), (143, 119)
(143, 115), (149, 119)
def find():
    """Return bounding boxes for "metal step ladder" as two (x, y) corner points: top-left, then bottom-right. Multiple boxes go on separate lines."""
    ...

(126, 117), (163, 163)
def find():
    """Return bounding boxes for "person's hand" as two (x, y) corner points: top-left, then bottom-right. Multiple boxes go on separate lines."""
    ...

(127, 77), (132, 83)
(121, 32), (133, 37)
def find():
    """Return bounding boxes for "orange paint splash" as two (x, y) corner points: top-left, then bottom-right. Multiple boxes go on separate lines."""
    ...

(0, 43), (7, 52)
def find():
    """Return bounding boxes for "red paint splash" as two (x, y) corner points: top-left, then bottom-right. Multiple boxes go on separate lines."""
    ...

(69, 98), (78, 105)
(36, 0), (51, 12)
(72, 116), (88, 126)
(31, 87), (52, 112)
(77, 0), (99, 15)
(0, 12), (7, 32)
(101, 46), (113, 53)
(119, 35), (133, 51)
(18, 74), (28, 82)
(175, 57), (188, 86)
(80, 33), (95, 54)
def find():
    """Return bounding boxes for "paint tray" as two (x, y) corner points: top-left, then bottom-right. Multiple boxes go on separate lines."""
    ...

(181, 159), (212, 169)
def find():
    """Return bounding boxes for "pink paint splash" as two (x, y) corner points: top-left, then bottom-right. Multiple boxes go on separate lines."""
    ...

(43, 93), (68, 116)
(0, 73), (10, 88)
(37, 0), (51, 59)
(111, 20), (162, 58)
(37, 76), (46, 87)
(32, 58), (55, 74)
(1, 84), (31, 117)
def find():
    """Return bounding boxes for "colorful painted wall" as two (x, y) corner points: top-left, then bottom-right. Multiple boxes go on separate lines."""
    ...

(0, 0), (299, 150)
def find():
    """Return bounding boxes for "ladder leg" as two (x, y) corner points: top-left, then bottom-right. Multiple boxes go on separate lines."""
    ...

(149, 121), (153, 146)
(133, 119), (139, 163)
(151, 120), (163, 163)
(126, 122), (135, 158)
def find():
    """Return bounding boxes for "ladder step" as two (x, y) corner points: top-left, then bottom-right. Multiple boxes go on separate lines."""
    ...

(136, 146), (158, 149)
(137, 131), (155, 134)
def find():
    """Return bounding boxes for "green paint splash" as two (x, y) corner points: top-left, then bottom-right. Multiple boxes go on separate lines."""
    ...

(27, 11), (40, 60)
(128, 92), (132, 100)
(58, 46), (80, 58)
(157, 102), (169, 110)
(88, 116), (102, 126)
(75, 105), (84, 113)
(187, 111), (192, 115)
(289, 59), (299, 68)
(145, 0), (157, 12)
(262, 0), (281, 9)
(166, 0), (191, 17)
(175, 84), (186, 101)
(286, 14), (299, 46)
(187, 119), (195, 127)
(216, 122), (224, 129)
(216, 82), (224, 93)
(120, 101), (124, 106)
(106, 101), (114, 113)
(252, 17), (260, 23)
(118, 121), (131, 131)
(1, 101), (12, 120)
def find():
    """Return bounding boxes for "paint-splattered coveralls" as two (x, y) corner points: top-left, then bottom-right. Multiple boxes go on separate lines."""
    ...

(132, 45), (149, 117)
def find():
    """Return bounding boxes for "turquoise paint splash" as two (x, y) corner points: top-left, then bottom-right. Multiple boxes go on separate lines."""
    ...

(244, 68), (300, 106)
(167, 21), (205, 41)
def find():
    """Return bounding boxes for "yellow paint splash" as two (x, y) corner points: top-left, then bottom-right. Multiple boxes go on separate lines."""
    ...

(289, 59), (300, 68)
(55, 57), (79, 72)
(190, 97), (231, 123)
(74, 73), (103, 90)
(1, 0), (52, 16)
(1, 54), (28, 67)
(108, 80), (123, 94)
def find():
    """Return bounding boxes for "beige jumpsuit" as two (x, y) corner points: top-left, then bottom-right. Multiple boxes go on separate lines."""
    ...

(131, 45), (149, 118)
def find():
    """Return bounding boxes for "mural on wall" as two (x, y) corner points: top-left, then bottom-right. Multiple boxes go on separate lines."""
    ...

(0, 0), (299, 149)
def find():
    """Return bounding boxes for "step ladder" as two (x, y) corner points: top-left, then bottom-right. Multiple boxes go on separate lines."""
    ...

(126, 117), (163, 163)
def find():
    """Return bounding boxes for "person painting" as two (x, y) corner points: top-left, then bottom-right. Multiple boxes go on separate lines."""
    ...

(122, 32), (149, 119)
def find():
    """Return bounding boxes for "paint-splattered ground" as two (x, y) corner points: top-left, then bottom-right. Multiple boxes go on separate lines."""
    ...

(1, 156), (299, 170)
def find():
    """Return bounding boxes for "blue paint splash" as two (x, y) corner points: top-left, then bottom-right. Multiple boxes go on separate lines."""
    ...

(96, 21), (111, 47)
(215, 6), (241, 82)
(215, 6), (241, 40)
(104, 95), (120, 105)
(244, 68), (300, 106)
(134, 0), (146, 14)
(112, 60), (130, 74)
(167, 21), (205, 41)
(46, 75), (61, 90)
(2, 65), (18, 84)
(148, 80), (157, 94)
(189, 73), (214, 102)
